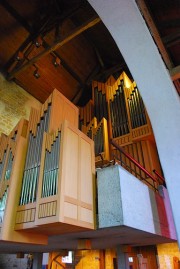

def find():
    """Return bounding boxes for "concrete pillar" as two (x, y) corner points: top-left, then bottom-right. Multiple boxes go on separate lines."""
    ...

(117, 246), (129, 269)
(33, 253), (43, 269)
(88, 0), (180, 244)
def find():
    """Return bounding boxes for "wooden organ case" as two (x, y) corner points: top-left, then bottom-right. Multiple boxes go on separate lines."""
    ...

(0, 119), (46, 244)
(79, 71), (163, 181)
(15, 89), (95, 235)
(0, 89), (95, 244)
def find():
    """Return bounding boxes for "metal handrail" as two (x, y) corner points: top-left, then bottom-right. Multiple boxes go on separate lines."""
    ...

(110, 139), (159, 190)
(153, 169), (165, 185)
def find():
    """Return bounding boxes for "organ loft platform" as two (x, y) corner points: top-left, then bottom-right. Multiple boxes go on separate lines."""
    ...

(0, 72), (177, 252)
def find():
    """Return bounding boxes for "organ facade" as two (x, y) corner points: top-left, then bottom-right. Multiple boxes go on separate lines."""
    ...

(0, 72), (177, 269)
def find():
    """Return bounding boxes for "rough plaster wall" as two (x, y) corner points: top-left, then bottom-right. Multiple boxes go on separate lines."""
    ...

(97, 165), (156, 234)
(97, 165), (123, 228)
(0, 254), (27, 269)
(0, 73), (41, 135)
(157, 243), (180, 269)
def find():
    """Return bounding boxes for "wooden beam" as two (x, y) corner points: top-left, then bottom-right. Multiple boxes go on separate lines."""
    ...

(170, 65), (180, 81)
(7, 16), (101, 80)
(1, 3), (83, 86)
(94, 62), (126, 81)
(42, 40), (83, 85)
(162, 32), (180, 48)
(136, 0), (173, 69)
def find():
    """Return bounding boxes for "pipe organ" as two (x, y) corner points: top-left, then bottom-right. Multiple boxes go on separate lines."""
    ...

(0, 72), (164, 245)
(79, 71), (163, 179)
(0, 89), (95, 244)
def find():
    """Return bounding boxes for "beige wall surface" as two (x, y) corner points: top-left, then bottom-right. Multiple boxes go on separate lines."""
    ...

(0, 73), (41, 135)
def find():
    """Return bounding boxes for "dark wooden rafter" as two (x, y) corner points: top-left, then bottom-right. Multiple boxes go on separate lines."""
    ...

(82, 31), (105, 69)
(1, 0), (94, 86)
(7, 16), (101, 80)
(0, 0), (33, 33)
(71, 64), (100, 104)
(3, 36), (33, 73)
(94, 62), (127, 81)
(4, 34), (84, 86)
(136, 0), (174, 69)
(162, 32), (180, 48)
(158, 19), (180, 29)
(42, 40), (83, 85)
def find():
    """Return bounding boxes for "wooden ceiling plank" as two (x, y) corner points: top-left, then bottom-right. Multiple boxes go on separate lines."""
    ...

(162, 32), (180, 47)
(42, 40), (83, 85)
(136, 0), (174, 69)
(3, 4), (92, 87)
(0, 0), (84, 86)
(7, 16), (101, 80)
(0, 0), (32, 33)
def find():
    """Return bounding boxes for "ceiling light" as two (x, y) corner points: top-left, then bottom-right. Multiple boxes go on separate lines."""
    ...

(35, 36), (43, 48)
(33, 68), (40, 79)
(53, 57), (61, 67)
(15, 51), (24, 61)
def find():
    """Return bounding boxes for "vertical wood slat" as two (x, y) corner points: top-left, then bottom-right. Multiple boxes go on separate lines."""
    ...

(48, 89), (79, 133)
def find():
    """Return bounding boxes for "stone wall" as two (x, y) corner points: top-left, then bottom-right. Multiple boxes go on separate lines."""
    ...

(0, 73), (41, 135)
(0, 254), (27, 269)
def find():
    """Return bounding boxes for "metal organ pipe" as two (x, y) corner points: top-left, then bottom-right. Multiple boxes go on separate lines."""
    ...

(19, 105), (51, 205)
(94, 87), (108, 124)
(4, 150), (13, 180)
(128, 87), (147, 129)
(109, 82), (129, 138)
(94, 123), (104, 157)
(42, 131), (61, 198)
(134, 87), (147, 125)
(0, 151), (7, 180)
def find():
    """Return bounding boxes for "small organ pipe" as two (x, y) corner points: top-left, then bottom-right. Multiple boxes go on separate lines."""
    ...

(42, 132), (61, 198)
(20, 105), (51, 205)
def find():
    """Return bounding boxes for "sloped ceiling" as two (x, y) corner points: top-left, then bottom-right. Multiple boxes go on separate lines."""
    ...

(0, 0), (179, 105)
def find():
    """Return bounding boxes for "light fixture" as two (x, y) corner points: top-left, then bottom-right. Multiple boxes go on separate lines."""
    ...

(33, 67), (40, 79)
(35, 36), (43, 48)
(15, 51), (24, 61)
(53, 57), (61, 67)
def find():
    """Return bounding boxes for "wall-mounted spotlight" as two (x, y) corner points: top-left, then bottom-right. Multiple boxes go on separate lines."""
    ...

(15, 51), (24, 61)
(53, 57), (61, 67)
(35, 36), (43, 48)
(33, 67), (40, 79)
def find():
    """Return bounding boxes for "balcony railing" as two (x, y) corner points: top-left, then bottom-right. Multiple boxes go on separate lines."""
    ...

(110, 139), (165, 191)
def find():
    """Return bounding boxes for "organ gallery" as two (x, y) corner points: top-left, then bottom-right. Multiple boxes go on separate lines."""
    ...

(0, 71), (165, 245)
